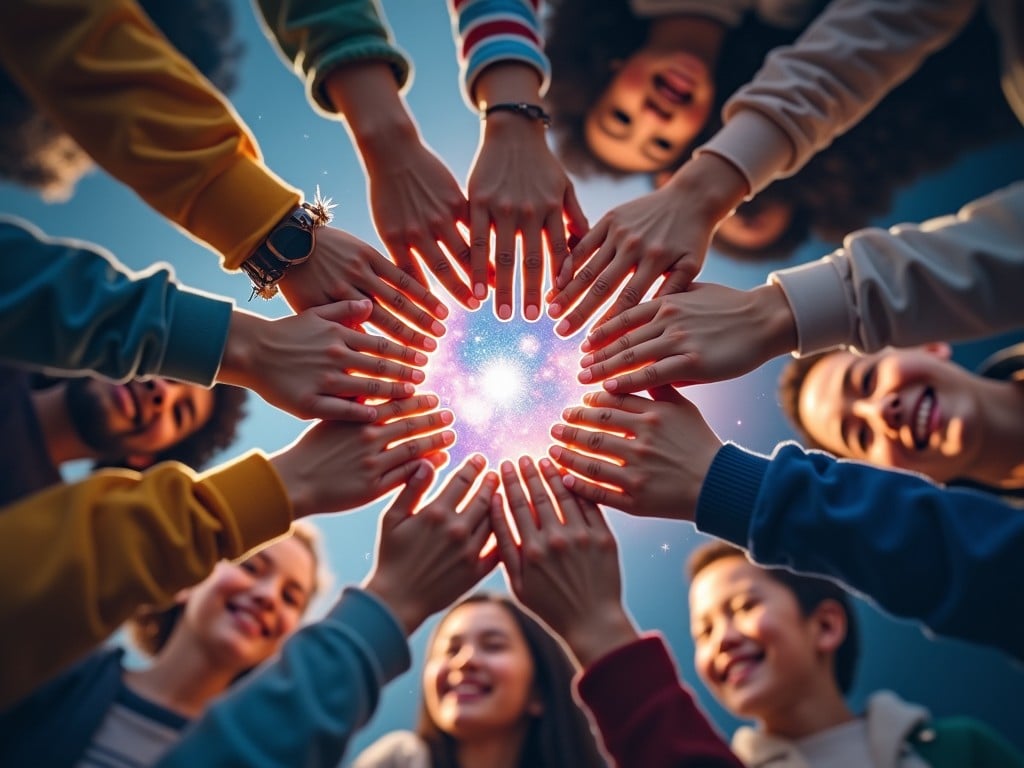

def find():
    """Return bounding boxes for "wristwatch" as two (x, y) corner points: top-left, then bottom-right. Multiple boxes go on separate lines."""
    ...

(241, 204), (318, 300)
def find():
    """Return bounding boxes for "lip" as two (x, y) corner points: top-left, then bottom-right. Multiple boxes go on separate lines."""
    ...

(228, 603), (271, 638)
(113, 384), (139, 424)
(441, 676), (492, 702)
(910, 387), (938, 450)
(717, 651), (763, 687)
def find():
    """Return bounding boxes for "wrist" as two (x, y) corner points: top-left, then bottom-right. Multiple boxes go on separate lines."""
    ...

(561, 607), (639, 668)
(362, 576), (425, 637)
(268, 451), (313, 520)
(667, 152), (749, 223)
(325, 62), (417, 153)
(216, 310), (264, 388)
(753, 282), (799, 359)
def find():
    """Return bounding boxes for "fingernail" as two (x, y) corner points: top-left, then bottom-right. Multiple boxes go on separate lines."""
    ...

(583, 392), (595, 406)
(423, 337), (437, 351)
(604, 379), (619, 392)
(414, 462), (430, 479)
(425, 394), (439, 407)
(467, 297), (481, 310)
(468, 453), (486, 469)
(548, 303), (562, 317)
(440, 411), (454, 424)
(474, 283), (487, 299)
(431, 320), (446, 335)
(578, 369), (593, 384)
(518, 455), (531, 467)
(412, 370), (425, 383)
(562, 474), (576, 489)
(556, 319), (570, 336)
(365, 407), (378, 420)
(580, 339), (593, 353)
(501, 460), (515, 474)
(442, 430), (455, 445)
(436, 304), (449, 319)
(498, 305), (512, 320)
(539, 458), (553, 470)
(402, 382), (415, 395)
(551, 424), (564, 438)
(413, 352), (428, 365)
(430, 452), (450, 468)
(545, 289), (555, 302)
(549, 446), (563, 461)
(525, 305), (539, 321)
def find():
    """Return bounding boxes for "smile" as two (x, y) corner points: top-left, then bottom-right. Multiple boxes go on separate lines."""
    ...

(911, 388), (937, 450)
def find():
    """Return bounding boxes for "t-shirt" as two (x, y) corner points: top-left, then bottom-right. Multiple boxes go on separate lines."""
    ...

(76, 682), (188, 768)
(796, 718), (874, 767)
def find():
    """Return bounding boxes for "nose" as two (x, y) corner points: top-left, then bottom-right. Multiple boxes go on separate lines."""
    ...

(140, 378), (169, 410)
(451, 644), (480, 670)
(853, 392), (902, 432)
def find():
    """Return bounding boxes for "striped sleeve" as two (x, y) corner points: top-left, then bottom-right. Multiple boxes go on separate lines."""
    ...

(449, 0), (550, 108)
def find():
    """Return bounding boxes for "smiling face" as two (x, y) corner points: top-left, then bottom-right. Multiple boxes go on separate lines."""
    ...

(65, 376), (215, 465)
(584, 49), (714, 173)
(423, 601), (539, 741)
(689, 555), (830, 722)
(797, 345), (983, 482)
(179, 536), (316, 673)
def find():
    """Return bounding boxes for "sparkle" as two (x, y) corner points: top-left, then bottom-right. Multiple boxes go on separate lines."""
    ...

(660, 543), (670, 553)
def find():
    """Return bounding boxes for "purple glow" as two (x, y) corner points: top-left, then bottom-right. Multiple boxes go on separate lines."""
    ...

(422, 301), (594, 468)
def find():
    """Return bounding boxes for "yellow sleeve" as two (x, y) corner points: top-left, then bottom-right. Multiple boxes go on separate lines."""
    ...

(0, 451), (292, 710)
(0, 0), (301, 269)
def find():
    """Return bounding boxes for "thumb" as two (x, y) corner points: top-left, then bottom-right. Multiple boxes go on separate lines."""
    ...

(648, 384), (685, 404)
(563, 183), (590, 240)
(381, 460), (434, 531)
(314, 298), (374, 326)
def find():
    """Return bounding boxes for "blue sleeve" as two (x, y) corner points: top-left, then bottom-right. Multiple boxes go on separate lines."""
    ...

(0, 216), (231, 385)
(696, 442), (1024, 661)
(156, 588), (412, 768)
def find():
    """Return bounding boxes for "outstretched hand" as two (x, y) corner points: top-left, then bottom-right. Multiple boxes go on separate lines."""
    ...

(549, 387), (722, 521)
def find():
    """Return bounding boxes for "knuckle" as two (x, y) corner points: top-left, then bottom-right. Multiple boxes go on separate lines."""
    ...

(496, 251), (515, 267)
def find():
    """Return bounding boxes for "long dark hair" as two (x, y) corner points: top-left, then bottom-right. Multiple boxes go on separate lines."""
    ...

(416, 593), (607, 768)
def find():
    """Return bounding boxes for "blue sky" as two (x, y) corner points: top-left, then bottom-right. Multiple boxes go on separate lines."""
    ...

(2, 1), (1023, 759)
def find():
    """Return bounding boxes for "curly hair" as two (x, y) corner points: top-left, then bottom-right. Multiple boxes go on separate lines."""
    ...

(777, 351), (830, 451)
(0, 0), (244, 199)
(128, 521), (324, 657)
(687, 540), (861, 695)
(416, 592), (607, 768)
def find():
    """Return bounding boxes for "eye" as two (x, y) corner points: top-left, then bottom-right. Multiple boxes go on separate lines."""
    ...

(612, 109), (631, 125)
(653, 137), (672, 151)
(857, 422), (873, 452)
(860, 363), (877, 396)
(283, 586), (305, 608)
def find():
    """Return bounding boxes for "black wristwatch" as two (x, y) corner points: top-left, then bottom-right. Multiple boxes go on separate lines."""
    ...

(241, 204), (318, 300)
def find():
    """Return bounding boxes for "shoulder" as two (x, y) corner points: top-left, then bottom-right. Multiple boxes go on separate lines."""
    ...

(351, 730), (430, 768)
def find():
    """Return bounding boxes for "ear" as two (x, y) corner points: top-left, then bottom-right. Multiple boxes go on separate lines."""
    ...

(172, 586), (193, 606)
(921, 342), (952, 360)
(810, 599), (847, 655)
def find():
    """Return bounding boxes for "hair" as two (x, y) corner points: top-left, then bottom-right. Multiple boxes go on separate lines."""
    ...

(709, 180), (812, 263)
(777, 351), (830, 451)
(0, 0), (244, 199)
(544, 0), (799, 179)
(415, 593), (607, 768)
(128, 521), (324, 657)
(687, 541), (860, 694)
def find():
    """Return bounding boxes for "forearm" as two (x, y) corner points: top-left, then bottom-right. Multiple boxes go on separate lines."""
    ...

(0, 453), (291, 709)
(0, 217), (231, 385)
(0, 0), (299, 268)
(770, 181), (1024, 355)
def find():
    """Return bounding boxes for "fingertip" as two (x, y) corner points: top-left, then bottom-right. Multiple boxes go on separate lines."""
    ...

(580, 338), (592, 353)
(604, 379), (619, 393)
(474, 283), (487, 300)
(562, 474), (576, 489)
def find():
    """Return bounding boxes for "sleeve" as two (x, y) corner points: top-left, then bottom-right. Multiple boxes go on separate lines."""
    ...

(576, 634), (744, 768)
(0, 452), (293, 711)
(0, 217), (231, 386)
(351, 730), (429, 768)
(254, 0), (412, 117)
(768, 182), (1024, 356)
(448, 0), (550, 108)
(697, 0), (980, 194)
(695, 442), (1024, 662)
(156, 588), (412, 768)
(0, 0), (301, 269)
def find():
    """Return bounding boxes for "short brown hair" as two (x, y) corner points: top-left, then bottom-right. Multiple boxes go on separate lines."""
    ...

(777, 352), (830, 450)
(687, 540), (860, 694)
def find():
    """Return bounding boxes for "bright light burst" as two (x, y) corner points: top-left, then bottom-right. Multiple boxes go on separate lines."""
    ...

(422, 301), (593, 468)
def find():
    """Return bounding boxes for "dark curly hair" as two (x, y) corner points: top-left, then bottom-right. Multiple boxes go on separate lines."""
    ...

(544, 0), (799, 178)
(687, 540), (861, 695)
(0, 0), (244, 199)
(416, 592), (607, 768)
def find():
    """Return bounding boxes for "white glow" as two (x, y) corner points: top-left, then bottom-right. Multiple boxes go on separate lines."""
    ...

(480, 358), (523, 404)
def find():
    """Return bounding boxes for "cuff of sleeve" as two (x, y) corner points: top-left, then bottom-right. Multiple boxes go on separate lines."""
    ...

(464, 45), (552, 109)
(695, 443), (768, 547)
(332, 588), (412, 684)
(696, 109), (795, 197)
(576, 634), (678, 720)
(308, 46), (412, 116)
(770, 258), (853, 355)
(198, 452), (293, 557)
(185, 154), (301, 270)
(160, 288), (233, 386)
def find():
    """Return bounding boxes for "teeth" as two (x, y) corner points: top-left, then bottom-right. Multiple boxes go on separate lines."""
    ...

(914, 393), (933, 447)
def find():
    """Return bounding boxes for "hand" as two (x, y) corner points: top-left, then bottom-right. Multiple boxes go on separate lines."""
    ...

(548, 154), (747, 337)
(578, 283), (798, 392)
(219, 301), (431, 421)
(491, 457), (638, 667)
(549, 387), (722, 521)
(278, 226), (449, 352)
(363, 455), (501, 635)
(469, 63), (588, 320)
(269, 394), (455, 519)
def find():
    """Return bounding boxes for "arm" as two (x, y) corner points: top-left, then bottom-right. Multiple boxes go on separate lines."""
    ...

(770, 181), (1024, 356)
(696, 442), (1024, 661)
(0, 0), (300, 269)
(0, 452), (291, 710)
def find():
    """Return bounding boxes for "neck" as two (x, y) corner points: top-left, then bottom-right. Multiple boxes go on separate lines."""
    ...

(30, 385), (95, 466)
(969, 379), (1024, 488)
(123, 634), (240, 719)
(456, 725), (528, 768)
(758, 678), (854, 741)
(646, 14), (727, 70)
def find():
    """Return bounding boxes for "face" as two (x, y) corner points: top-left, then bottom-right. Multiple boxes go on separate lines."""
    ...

(585, 49), (714, 173)
(798, 345), (981, 482)
(714, 198), (793, 251)
(689, 556), (828, 722)
(180, 536), (316, 672)
(65, 376), (215, 465)
(423, 602), (539, 741)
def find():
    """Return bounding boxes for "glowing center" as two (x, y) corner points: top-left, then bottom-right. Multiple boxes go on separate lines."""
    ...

(480, 359), (522, 403)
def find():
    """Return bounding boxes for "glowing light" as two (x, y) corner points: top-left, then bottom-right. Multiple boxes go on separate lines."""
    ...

(480, 359), (522, 403)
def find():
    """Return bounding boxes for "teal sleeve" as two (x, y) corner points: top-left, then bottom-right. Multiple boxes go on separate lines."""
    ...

(913, 718), (1024, 767)
(0, 216), (231, 385)
(156, 587), (412, 767)
(255, 0), (412, 115)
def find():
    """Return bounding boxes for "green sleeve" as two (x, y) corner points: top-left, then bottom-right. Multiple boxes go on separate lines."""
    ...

(912, 718), (1024, 768)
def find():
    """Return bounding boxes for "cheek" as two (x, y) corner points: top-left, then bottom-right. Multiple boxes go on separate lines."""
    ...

(693, 645), (715, 686)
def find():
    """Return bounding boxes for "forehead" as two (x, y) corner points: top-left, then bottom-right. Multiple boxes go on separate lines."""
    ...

(254, 536), (317, 591)
(797, 353), (859, 450)
(436, 602), (524, 643)
(689, 556), (778, 615)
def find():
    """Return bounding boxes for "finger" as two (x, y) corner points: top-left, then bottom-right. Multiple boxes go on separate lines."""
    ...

(334, 356), (424, 390)
(543, 210), (569, 288)
(428, 454), (488, 511)
(347, 330), (430, 367)
(436, 220), (480, 308)
(500, 459), (538, 537)
(489, 493), (523, 592)
(551, 419), (633, 456)
(582, 300), (658, 353)
(548, 444), (630, 492)
(581, 389), (659, 414)
(373, 255), (449, 319)
(538, 457), (588, 529)
(559, 471), (633, 513)
(374, 280), (446, 337)
(416, 238), (477, 311)
(555, 260), (631, 338)
(563, 182), (589, 242)
(313, 298), (373, 327)
(580, 336), (667, 387)
(386, 246), (430, 289)
(492, 218), (516, 321)
(557, 216), (606, 290)
(548, 244), (614, 320)
(469, 202), (491, 301)
(376, 458), (434, 498)
(376, 393), (440, 422)
(302, 396), (378, 423)
(595, 263), (661, 328)
(366, 304), (435, 352)
(380, 461), (435, 531)
(521, 221), (544, 322)
(384, 428), (456, 468)
(377, 408), (454, 448)
(460, 470), (500, 532)
(654, 260), (699, 298)
(648, 383), (687, 405)
(518, 456), (561, 528)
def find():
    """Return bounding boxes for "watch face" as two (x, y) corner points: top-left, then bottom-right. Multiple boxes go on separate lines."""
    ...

(268, 224), (314, 263)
